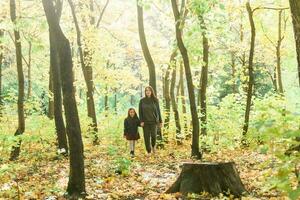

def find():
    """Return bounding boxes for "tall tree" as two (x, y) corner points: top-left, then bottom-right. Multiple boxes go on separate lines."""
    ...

(170, 60), (182, 144)
(261, 8), (288, 93)
(171, 0), (201, 159)
(10, 0), (25, 161)
(26, 41), (32, 99)
(42, 0), (86, 196)
(137, 0), (157, 93)
(179, 62), (188, 137)
(48, 0), (68, 154)
(276, 10), (285, 94)
(163, 50), (177, 130)
(242, 1), (256, 138)
(68, 0), (98, 144)
(289, 0), (300, 87)
(0, 29), (3, 118)
(199, 15), (209, 136)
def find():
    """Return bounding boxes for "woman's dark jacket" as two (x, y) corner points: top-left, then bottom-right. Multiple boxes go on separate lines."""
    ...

(138, 97), (162, 124)
(124, 116), (141, 140)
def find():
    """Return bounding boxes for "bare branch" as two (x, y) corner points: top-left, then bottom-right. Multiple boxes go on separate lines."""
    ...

(96, 0), (109, 28)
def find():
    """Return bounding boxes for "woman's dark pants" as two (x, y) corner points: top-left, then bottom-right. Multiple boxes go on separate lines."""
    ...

(143, 123), (157, 153)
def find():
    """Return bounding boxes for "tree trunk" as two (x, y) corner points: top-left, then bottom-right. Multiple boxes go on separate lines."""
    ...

(47, 0), (68, 153)
(48, 69), (54, 119)
(42, 0), (86, 197)
(68, 0), (98, 144)
(0, 29), (3, 118)
(50, 30), (68, 154)
(104, 85), (108, 117)
(179, 62), (188, 138)
(170, 61), (182, 144)
(199, 16), (209, 136)
(289, 0), (300, 87)
(230, 53), (238, 93)
(164, 50), (177, 130)
(10, 0), (25, 161)
(27, 41), (32, 99)
(276, 10), (284, 94)
(137, 0), (156, 93)
(166, 162), (247, 197)
(171, 0), (201, 159)
(114, 89), (117, 114)
(242, 2), (256, 138)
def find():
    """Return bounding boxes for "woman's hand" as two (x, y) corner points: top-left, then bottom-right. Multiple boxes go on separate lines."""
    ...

(140, 122), (144, 127)
(159, 123), (163, 128)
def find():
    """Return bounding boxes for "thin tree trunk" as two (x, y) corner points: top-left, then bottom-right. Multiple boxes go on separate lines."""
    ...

(199, 16), (209, 136)
(273, 65), (278, 91)
(231, 53), (237, 93)
(171, 0), (201, 159)
(114, 89), (117, 114)
(179, 62), (188, 137)
(42, 0), (86, 196)
(289, 0), (300, 86)
(276, 10), (284, 93)
(27, 41), (32, 99)
(68, 0), (98, 144)
(170, 62), (182, 144)
(137, 0), (156, 93)
(164, 50), (177, 130)
(239, 7), (248, 93)
(242, 1), (256, 138)
(10, 0), (25, 161)
(104, 85), (108, 117)
(0, 29), (3, 118)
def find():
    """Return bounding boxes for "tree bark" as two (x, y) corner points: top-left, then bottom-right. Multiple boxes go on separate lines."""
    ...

(48, 69), (54, 119)
(199, 16), (209, 136)
(230, 53), (238, 93)
(10, 0), (25, 161)
(179, 62), (188, 137)
(68, 0), (98, 144)
(289, 0), (300, 87)
(170, 61), (182, 144)
(242, 2), (256, 138)
(137, 0), (157, 93)
(166, 162), (247, 197)
(27, 41), (32, 99)
(104, 85), (108, 117)
(42, 0), (86, 197)
(114, 89), (117, 114)
(50, 29), (68, 154)
(171, 0), (201, 159)
(276, 10), (284, 94)
(0, 29), (3, 118)
(164, 50), (177, 130)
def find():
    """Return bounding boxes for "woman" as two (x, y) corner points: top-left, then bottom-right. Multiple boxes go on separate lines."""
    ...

(139, 86), (162, 154)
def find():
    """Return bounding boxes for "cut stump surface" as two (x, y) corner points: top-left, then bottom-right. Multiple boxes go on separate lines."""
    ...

(166, 162), (247, 197)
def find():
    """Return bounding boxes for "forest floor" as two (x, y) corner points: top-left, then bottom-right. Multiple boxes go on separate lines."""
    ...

(0, 116), (288, 200)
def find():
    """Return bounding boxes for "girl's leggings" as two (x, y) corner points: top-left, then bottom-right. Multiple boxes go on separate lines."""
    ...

(129, 140), (135, 152)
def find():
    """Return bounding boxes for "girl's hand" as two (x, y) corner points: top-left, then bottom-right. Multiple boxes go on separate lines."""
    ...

(159, 123), (163, 128)
(140, 122), (144, 127)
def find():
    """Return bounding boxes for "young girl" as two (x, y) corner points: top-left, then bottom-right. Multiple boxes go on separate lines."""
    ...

(124, 108), (140, 157)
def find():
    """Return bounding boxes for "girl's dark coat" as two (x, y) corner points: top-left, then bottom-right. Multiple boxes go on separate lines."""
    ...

(124, 117), (141, 140)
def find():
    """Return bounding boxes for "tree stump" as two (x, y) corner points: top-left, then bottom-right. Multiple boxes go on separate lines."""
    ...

(166, 162), (247, 197)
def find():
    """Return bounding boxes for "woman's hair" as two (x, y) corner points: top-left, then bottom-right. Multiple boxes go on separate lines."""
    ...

(144, 86), (158, 102)
(127, 108), (138, 119)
